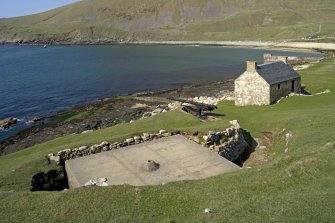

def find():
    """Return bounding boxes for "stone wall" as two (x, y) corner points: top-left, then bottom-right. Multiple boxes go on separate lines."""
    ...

(264, 54), (322, 65)
(47, 121), (250, 166)
(264, 54), (288, 64)
(201, 120), (249, 162)
(235, 70), (270, 106)
(270, 78), (301, 104)
(48, 130), (175, 164)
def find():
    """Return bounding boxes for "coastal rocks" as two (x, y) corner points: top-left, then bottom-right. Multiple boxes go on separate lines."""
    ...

(51, 129), (174, 164)
(32, 117), (45, 123)
(168, 101), (183, 110)
(201, 120), (249, 162)
(142, 105), (170, 118)
(0, 118), (18, 129)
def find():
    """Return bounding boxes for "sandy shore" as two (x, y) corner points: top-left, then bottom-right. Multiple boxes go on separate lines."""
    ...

(130, 41), (335, 51)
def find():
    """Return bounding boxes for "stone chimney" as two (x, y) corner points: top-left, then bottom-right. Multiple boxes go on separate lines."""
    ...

(246, 61), (257, 72)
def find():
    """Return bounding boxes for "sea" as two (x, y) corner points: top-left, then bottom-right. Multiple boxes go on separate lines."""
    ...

(0, 45), (323, 140)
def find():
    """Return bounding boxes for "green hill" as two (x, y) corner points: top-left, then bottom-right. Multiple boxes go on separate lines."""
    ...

(1, 0), (335, 43)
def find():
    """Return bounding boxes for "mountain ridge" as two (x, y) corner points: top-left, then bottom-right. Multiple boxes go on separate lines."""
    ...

(1, 0), (335, 44)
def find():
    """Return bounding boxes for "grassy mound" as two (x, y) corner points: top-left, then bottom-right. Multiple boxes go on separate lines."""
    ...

(0, 58), (334, 222)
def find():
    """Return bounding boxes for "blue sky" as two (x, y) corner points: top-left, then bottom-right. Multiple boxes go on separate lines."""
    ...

(0, 0), (80, 18)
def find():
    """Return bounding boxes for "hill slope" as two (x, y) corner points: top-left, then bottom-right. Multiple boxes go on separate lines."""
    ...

(0, 56), (335, 222)
(1, 0), (335, 43)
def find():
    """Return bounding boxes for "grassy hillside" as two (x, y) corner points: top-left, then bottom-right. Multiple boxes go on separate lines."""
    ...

(0, 57), (334, 222)
(1, 0), (335, 43)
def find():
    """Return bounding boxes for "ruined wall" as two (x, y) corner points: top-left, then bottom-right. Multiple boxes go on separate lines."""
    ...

(269, 77), (301, 104)
(264, 54), (288, 63)
(235, 71), (270, 106)
(264, 54), (322, 65)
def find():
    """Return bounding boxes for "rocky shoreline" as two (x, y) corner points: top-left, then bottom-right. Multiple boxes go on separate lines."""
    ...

(0, 80), (234, 156)
(1, 49), (332, 156)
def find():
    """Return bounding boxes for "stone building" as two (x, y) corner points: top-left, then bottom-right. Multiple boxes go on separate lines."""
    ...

(263, 54), (288, 63)
(234, 61), (301, 106)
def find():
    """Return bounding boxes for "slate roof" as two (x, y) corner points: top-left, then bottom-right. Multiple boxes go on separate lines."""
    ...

(256, 61), (300, 85)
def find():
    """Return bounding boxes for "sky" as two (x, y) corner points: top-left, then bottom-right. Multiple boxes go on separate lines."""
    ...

(0, 0), (80, 18)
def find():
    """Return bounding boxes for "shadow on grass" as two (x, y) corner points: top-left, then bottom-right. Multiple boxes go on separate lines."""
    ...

(301, 86), (311, 95)
(199, 112), (225, 121)
(234, 128), (258, 167)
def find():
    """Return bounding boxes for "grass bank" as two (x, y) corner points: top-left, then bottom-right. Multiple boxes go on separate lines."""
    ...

(0, 58), (334, 222)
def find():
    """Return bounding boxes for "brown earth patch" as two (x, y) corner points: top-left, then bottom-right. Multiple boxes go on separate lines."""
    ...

(243, 132), (273, 167)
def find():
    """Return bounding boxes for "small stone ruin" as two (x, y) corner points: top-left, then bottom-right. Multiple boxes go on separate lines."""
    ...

(201, 120), (249, 162)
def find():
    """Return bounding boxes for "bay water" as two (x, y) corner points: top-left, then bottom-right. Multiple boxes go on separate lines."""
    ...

(0, 45), (323, 139)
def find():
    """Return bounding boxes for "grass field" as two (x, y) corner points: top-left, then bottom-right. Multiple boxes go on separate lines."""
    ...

(0, 57), (335, 222)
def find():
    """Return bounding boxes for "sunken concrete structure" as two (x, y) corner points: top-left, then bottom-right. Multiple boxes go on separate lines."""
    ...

(65, 135), (240, 188)
(234, 61), (301, 106)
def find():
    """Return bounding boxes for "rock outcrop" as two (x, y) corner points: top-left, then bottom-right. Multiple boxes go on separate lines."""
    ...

(0, 118), (18, 129)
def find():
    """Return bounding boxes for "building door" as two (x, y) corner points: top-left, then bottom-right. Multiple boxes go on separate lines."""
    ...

(291, 80), (295, 92)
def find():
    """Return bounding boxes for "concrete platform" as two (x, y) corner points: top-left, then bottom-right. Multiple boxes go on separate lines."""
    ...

(65, 135), (240, 188)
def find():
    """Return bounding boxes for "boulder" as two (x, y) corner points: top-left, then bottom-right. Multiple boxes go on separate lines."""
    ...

(142, 112), (152, 118)
(126, 138), (135, 145)
(90, 144), (100, 154)
(102, 146), (109, 152)
(151, 108), (163, 115)
(32, 117), (45, 122)
(159, 130), (167, 134)
(100, 141), (110, 147)
(47, 153), (61, 165)
(142, 133), (151, 141)
(0, 118), (18, 129)
(133, 136), (142, 144)
(161, 133), (171, 137)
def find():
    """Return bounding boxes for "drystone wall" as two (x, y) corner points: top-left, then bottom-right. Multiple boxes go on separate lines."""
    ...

(47, 121), (249, 166)
(48, 130), (175, 165)
(201, 120), (249, 162)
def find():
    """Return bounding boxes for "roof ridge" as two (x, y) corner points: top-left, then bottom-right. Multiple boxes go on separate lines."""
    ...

(257, 61), (283, 67)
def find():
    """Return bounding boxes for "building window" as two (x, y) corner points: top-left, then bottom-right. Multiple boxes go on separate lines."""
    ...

(278, 84), (281, 90)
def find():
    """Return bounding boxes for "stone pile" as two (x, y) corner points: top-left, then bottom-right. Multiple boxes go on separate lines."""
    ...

(202, 120), (249, 162)
(168, 101), (183, 110)
(190, 91), (235, 106)
(142, 105), (170, 118)
(50, 130), (177, 164)
(192, 96), (221, 105)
